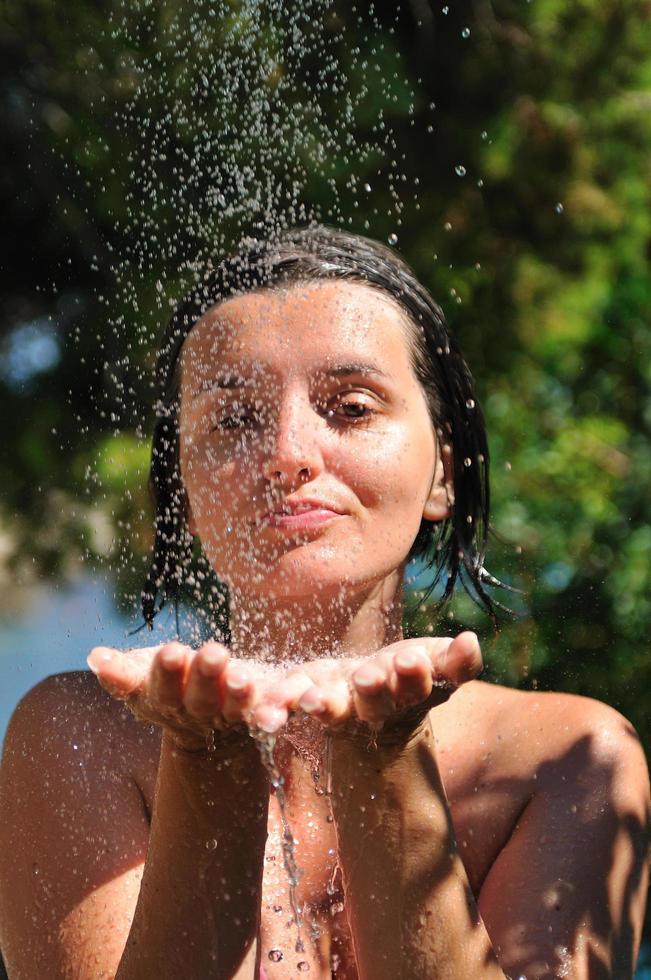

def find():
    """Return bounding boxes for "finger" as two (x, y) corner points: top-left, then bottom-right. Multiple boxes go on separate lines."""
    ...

(251, 670), (313, 734)
(351, 664), (395, 725)
(299, 678), (352, 727)
(183, 642), (230, 720)
(150, 642), (191, 710)
(221, 662), (256, 724)
(439, 631), (483, 685)
(87, 646), (151, 699)
(391, 645), (433, 704)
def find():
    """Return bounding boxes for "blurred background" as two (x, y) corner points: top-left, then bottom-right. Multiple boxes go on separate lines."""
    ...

(1, 0), (650, 967)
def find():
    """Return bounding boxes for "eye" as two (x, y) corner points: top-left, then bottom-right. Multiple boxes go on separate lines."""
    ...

(326, 393), (376, 422)
(218, 413), (253, 430)
(211, 402), (263, 431)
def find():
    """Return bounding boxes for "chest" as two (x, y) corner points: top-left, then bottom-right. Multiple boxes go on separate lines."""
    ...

(258, 789), (352, 979)
(255, 736), (531, 979)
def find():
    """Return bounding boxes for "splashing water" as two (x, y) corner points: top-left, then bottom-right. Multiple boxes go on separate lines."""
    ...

(249, 725), (306, 954)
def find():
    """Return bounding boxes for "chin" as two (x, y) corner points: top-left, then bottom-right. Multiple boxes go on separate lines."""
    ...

(228, 550), (402, 604)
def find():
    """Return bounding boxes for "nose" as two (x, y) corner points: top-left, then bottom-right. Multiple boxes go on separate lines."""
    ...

(261, 390), (324, 486)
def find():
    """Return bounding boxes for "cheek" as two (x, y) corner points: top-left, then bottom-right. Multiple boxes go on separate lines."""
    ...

(182, 439), (258, 519)
(335, 421), (436, 518)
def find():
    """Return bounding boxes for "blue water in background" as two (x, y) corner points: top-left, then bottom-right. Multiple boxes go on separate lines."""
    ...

(0, 574), (648, 976)
(0, 573), (174, 746)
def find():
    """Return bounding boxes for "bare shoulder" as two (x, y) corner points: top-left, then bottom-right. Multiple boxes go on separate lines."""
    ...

(461, 684), (650, 977)
(446, 679), (649, 803)
(0, 673), (161, 976)
(3, 670), (161, 800)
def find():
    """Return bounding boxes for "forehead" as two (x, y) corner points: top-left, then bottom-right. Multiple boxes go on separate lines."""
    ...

(179, 280), (416, 382)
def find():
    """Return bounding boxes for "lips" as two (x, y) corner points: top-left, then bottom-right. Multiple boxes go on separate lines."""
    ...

(255, 497), (346, 530)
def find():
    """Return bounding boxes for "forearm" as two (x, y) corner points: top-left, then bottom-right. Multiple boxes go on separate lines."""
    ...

(330, 723), (506, 980)
(116, 730), (269, 980)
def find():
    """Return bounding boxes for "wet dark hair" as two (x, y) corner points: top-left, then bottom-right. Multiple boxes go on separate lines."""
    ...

(142, 224), (499, 630)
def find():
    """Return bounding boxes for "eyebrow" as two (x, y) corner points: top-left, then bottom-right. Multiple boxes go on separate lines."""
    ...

(189, 374), (255, 397)
(187, 361), (391, 399)
(323, 362), (390, 380)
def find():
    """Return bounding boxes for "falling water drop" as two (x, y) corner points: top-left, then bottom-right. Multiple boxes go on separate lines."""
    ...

(555, 202), (564, 214)
(461, 27), (471, 38)
(297, 962), (310, 972)
(250, 728), (304, 952)
(268, 949), (283, 962)
(387, 232), (399, 245)
(455, 165), (467, 177)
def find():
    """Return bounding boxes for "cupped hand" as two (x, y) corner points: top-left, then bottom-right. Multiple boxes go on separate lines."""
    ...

(250, 632), (482, 740)
(86, 641), (287, 750)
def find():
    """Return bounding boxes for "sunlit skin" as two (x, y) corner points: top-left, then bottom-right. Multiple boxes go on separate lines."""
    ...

(0, 282), (648, 980)
(87, 283), (469, 736)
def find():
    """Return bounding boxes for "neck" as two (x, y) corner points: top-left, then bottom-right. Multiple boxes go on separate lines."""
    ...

(228, 570), (405, 664)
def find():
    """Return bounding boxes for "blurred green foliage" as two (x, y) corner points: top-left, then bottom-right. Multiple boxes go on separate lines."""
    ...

(1, 0), (650, 774)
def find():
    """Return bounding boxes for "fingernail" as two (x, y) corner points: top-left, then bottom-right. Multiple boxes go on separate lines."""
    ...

(161, 648), (183, 669)
(198, 651), (224, 676)
(395, 651), (419, 670)
(354, 673), (379, 690)
(299, 690), (324, 714)
(226, 673), (249, 693)
(257, 708), (286, 734)
(87, 651), (112, 675)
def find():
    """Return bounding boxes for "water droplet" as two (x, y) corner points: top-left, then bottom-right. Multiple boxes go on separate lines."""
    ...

(455, 165), (466, 177)
(444, 221), (452, 232)
(273, 904), (283, 913)
(477, 178), (484, 188)
(481, 130), (488, 140)
(463, 458), (472, 467)
(363, 183), (372, 192)
(388, 232), (398, 245)
(297, 962), (310, 972)
(205, 838), (218, 850)
(461, 27), (471, 38)
(268, 949), (283, 962)
(442, 5), (449, 13)
(466, 399), (475, 409)
(555, 202), (564, 214)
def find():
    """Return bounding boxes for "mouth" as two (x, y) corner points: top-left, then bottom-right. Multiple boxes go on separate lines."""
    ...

(254, 497), (346, 531)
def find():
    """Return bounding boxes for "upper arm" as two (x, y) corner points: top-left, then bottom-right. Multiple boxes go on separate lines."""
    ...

(0, 673), (155, 980)
(478, 697), (650, 980)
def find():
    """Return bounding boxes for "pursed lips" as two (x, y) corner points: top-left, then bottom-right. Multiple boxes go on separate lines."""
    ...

(253, 498), (346, 527)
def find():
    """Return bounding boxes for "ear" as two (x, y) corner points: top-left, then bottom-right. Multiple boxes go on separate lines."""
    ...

(422, 442), (454, 522)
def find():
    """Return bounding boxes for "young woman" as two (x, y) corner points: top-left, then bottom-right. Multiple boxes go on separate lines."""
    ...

(0, 227), (648, 979)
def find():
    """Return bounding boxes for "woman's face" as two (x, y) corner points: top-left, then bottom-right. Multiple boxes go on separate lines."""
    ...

(179, 281), (449, 601)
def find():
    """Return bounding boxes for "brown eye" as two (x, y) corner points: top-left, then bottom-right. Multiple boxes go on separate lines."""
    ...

(338, 400), (368, 418)
(212, 402), (263, 431)
(327, 395), (375, 421)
